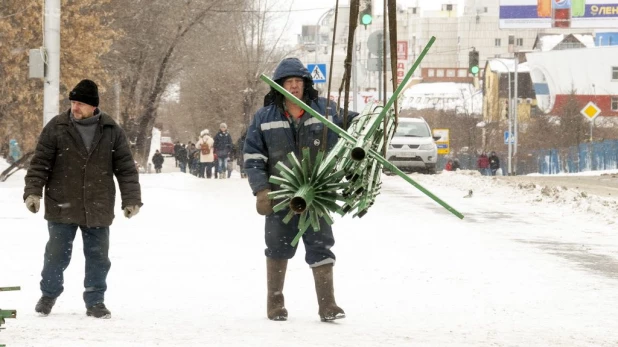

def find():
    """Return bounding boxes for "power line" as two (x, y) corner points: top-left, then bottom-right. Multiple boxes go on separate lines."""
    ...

(207, 7), (332, 13)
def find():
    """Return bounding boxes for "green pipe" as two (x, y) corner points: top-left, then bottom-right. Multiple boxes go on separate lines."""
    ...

(291, 185), (315, 213)
(0, 287), (20, 291)
(372, 150), (464, 219)
(366, 36), (437, 136)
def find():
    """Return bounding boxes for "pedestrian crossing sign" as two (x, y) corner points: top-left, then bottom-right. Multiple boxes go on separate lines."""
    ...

(307, 64), (327, 83)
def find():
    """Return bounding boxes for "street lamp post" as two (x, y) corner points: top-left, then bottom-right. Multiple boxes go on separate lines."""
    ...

(315, 9), (333, 64)
(490, 58), (513, 175)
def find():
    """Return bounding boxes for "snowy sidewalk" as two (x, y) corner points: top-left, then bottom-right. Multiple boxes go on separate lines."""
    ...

(1, 160), (617, 346)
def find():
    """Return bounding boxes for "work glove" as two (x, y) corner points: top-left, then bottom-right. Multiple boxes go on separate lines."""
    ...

(256, 189), (273, 216)
(25, 195), (41, 213)
(123, 205), (140, 219)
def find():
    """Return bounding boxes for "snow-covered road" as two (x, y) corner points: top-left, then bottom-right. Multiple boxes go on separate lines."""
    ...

(1, 158), (617, 346)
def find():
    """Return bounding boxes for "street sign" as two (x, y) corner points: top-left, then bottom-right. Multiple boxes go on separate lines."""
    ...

(504, 131), (515, 144)
(306, 64), (327, 83)
(433, 128), (450, 154)
(580, 101), (601, 121)
(367, 57), (392, 72)
(367, 30), (390, 56)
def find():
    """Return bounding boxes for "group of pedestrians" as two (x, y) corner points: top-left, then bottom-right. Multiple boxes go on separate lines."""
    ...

(169, 123), (234, 178)
(444, 151), (501, 176)
(477, 151), (501, 176)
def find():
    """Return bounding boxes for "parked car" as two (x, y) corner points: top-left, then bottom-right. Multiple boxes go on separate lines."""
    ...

(160, 136), (175, 156)
(385, 117), (438, 174)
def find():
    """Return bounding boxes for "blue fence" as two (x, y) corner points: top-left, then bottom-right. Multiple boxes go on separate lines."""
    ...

(434, 140), (618, 175)
(534, 139), (618, 174)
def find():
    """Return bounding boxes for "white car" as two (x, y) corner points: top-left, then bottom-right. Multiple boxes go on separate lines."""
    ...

(385, 117), (439, 174)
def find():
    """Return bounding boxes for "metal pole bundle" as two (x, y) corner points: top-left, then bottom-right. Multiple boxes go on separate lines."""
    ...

(260, 36), (463, 246)
(0, 286), (20, 333)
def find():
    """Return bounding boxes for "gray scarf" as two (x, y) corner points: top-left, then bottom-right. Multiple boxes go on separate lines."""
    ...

(70, 110), (101, 152)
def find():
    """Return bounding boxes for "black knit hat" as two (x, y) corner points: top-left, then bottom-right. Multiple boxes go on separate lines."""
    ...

(69, 79), (99, 107)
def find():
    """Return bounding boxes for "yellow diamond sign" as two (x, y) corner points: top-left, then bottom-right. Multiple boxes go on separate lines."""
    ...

(580, 101), (601, 121)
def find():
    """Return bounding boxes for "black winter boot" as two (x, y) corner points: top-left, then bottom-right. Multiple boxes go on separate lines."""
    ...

(86, 303), (111, 319)
(312, 263), (345, 322)
(35, 296), (57, 316)
(266, 258), (288, 321)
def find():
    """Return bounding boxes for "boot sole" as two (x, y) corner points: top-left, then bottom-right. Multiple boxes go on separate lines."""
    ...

(86, 312), (112, 319)
(87, 312), (112, 319)
(320, 313), (346, 322)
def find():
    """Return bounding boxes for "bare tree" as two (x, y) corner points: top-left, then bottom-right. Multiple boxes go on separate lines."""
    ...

(103, 0), (244, 164)
(155, 0), (295, 145)
(235, 0), (293, 127)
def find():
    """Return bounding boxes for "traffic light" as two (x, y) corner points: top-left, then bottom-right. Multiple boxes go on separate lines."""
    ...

(360, 0), (373, 26)
(468, 50), (479, 75)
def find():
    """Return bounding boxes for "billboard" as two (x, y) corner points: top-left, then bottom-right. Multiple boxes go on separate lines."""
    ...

(499, 0), (618, 28)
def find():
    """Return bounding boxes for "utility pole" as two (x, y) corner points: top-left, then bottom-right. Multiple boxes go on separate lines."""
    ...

(352, 41), (358, 111)
(377, 32), (383, 101)
(43, 0), (61, 126)
(513, 54), (519, 175)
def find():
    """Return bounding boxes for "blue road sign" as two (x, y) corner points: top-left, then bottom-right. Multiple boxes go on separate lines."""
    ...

(504, 131), (515, 145)
(307, 64), (327, 83)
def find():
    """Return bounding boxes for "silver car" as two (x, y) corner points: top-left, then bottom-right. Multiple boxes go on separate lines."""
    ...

(385, 117), (438, 174)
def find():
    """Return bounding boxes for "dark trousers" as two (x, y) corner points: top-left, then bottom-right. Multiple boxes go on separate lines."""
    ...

(264, 210), (335, 266)
(199, 162), (215, 178)
(41, 221), (111, 307)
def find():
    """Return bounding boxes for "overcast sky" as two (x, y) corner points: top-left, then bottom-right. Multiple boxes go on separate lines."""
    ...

(278, 0), (463, 43)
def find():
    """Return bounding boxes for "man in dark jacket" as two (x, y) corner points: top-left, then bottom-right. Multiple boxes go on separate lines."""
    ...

(213, 123), (233, 179)
(173, 141), (181, 167)
(489, 151), (500, 176)
(23, 79), (143, 319)
(176, 144), (188, 173)
(244, 57), (351, 322)
(152, 149), (164, 173)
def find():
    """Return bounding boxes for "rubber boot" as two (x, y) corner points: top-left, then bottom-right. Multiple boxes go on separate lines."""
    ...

(266, 258), (288, 321)
(312, 263), (345, 321)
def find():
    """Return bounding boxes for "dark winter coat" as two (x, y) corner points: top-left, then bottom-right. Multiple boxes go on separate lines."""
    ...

(176, 146), (188, 163)
(24, 109), (142, 227)
(213, 131), (233, 158)
(489, 154), (500, 170)
(243, 58), (358, 195)
(452, 159), (461, 171)
(152, 152), (164, 169)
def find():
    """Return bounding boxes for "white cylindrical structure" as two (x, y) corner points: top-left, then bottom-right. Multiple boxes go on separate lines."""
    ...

(43, 0), (61, 126)
(513, 54), (519, 172)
